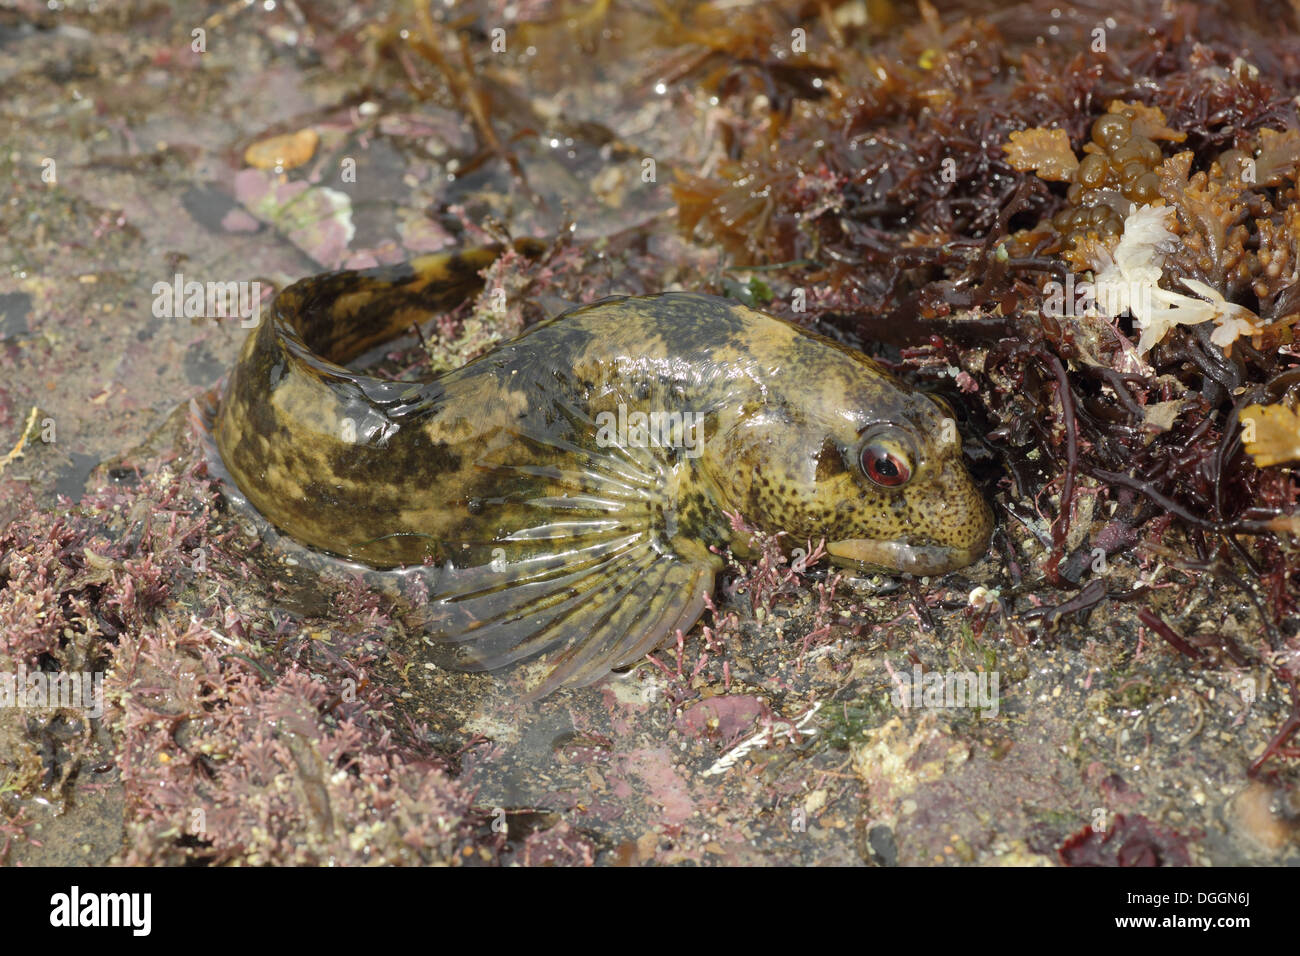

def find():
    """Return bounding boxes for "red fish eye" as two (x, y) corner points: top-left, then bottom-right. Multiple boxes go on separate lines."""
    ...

(860, 443), (912, 487)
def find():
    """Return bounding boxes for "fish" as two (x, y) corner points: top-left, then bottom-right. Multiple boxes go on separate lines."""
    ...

(207, 240), (993, 697)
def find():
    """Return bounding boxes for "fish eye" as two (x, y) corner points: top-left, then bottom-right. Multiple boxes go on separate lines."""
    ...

(859, 433), (913, 488)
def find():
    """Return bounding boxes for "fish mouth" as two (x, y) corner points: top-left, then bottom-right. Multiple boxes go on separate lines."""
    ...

(826, 538), (983, 576)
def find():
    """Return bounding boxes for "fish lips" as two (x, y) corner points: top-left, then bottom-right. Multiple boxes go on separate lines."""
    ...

(826, 537), (985, 576)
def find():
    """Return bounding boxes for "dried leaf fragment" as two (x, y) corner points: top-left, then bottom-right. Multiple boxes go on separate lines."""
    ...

(1142, 400), (1184, 433)
(1241, 403), (1300, 468)
(1106, 100), (1186, 143)
(1253, 128), (1300, 187)
(1002, 127), (1079, 182)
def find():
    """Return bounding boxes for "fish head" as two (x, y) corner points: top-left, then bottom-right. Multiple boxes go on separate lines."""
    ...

(702, 357), (993, 576)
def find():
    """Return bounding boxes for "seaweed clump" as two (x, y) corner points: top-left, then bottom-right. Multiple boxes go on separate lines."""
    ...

(1009, 101), (1185, 247)
(664, 0), (1300, 777)
(0, 449), (531, 865)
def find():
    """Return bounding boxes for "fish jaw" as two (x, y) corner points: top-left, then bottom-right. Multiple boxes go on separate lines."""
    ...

(825, 536), (987, 575)
(824, 450), (995, 575)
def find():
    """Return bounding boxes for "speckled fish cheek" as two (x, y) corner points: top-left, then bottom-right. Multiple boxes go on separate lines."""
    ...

(932, 456), (994, 551)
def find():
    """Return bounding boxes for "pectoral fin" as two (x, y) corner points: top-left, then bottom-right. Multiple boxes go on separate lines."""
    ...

(423, 537), (717, 698)
(418, 395), (720, 698)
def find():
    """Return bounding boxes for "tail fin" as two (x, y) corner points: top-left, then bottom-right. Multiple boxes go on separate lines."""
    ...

(275, 238), (546, 364)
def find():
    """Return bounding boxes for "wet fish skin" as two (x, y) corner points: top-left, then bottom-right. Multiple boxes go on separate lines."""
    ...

(211, 243), (993, 695)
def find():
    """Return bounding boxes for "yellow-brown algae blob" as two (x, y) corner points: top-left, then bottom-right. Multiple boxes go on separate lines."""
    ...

(244, 128), (320, 171)
(208, 242), (993, 695)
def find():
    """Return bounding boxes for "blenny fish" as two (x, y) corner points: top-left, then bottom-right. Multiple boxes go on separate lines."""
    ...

(207, 241), (992, 696)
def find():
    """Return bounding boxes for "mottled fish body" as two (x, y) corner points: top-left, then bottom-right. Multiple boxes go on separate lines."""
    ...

(210, 244), (993, 695)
